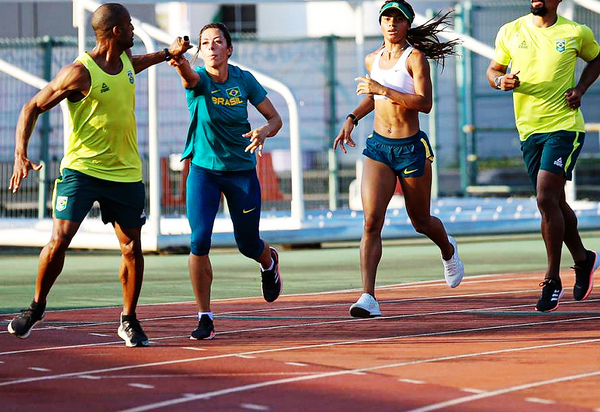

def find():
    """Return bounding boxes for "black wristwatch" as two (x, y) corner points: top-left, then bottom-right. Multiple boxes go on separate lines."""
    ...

(164, 48), (172, 61)
(346, 113), (358, 126)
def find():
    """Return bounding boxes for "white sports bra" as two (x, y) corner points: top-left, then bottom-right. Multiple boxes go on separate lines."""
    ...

(369, 46), (415, 100)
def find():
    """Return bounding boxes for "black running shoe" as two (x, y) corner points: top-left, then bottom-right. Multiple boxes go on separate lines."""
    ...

(190, 314), (215, 340)
(7, 300), (46, 339)
(536, 279), (564, 312)
(261, 247), (283, 303)
(117, 313), (149, 347)
(573, 250), (599, 301)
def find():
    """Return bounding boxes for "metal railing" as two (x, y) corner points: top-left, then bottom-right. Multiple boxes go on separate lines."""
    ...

(461, 123), (600, 201)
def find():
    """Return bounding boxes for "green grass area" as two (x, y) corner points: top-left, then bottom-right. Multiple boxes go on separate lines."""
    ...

(1, 232), (599, 314)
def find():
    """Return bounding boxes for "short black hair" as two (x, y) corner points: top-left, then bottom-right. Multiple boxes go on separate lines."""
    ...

(91, 3), (129, 40)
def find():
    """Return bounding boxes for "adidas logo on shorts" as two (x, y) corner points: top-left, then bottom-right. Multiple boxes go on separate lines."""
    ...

(553, 157), (563, 168)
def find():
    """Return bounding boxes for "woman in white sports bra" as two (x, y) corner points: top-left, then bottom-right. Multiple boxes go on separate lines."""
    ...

(333, 1), (464, 318)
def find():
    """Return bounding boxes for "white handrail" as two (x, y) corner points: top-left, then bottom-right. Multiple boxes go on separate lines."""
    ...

(413, 13), (496, 60)
(573, 0), (600, 14)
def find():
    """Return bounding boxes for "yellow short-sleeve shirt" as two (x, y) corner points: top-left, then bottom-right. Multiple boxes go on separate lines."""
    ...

(494, 15), (600, 141)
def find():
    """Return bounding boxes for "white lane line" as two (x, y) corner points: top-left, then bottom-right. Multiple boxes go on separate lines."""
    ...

(406, 370), (600, 412)
(89, 333), (110, 337)
(114, 339), (600, 412)
(235, 354), (256, 359)
(399, 379), (426, 384)
(525, 397), (556, 404)
(128, 383), (155, 390)
(5, 295), (592, 358)
(284, 362), (307, 367)
(101, 372), (317, 378)
(240, 403), (270, 411)
(3, 316), (600, 388)
(461, 388), (486, 394)
(0, 272), (545, 318)
(28, 367), (50, 372)
(79, 375), (101, 380)
(0, 272), (547, 335)
(181, 347), (206, 351)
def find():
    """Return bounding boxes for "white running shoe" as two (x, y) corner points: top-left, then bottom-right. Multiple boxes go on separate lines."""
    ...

(443, 235), (464, 288)
(349, 292), (381, 318)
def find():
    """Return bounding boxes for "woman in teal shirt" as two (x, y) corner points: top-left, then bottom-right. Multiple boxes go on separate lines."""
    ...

(169, 23), (283, 340)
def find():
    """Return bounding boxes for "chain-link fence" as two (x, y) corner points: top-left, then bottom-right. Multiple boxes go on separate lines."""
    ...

(1, 2), (599, 220)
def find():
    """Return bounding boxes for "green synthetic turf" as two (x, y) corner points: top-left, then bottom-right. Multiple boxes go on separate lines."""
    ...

(1, 232), (599, 314)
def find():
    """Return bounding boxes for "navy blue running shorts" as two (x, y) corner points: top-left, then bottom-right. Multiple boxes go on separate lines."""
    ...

(362, 130), (434, 178)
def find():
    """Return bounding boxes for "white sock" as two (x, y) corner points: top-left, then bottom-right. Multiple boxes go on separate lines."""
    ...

(198, 311), (213, 320)
(260, 258), (274, 272)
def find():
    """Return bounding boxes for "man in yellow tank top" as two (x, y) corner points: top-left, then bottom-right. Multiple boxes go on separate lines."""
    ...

(486, 0), (600, 312)
(7, 3), (191, 347)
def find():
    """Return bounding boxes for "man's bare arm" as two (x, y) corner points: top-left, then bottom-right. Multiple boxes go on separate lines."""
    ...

(10, 63), (89, 193)
(130, 36), (192, 74)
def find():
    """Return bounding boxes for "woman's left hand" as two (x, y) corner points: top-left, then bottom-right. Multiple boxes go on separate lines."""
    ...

(243, 127), (268, 157)
(355, 76), (381, 96)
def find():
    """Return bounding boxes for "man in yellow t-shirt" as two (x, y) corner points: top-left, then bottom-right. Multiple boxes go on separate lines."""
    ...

(7, 3), (190, 346)
(486, 0), (600, 312)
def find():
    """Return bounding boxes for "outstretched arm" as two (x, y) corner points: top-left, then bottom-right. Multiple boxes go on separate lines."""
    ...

(10, 63), (90, 193)
(168, 55), (201, 89)
(129, 36), (192, 74)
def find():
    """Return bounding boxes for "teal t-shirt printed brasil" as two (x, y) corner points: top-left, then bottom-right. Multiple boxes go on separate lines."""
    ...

(181, 64), (267, 171)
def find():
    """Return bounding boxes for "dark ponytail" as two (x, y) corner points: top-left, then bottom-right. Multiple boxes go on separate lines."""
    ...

(379, 1), (459, 67)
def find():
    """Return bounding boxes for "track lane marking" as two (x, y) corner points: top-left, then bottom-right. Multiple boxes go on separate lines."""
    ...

(0, 271), (546, 320)
(525, 397), (555, 404)
(1, 298), (597, 356)
(240, 403), (269, 411)
(0, 284), (579, 340)
(2, 316), (599, 389)
(285, 362), (307, 367)
(181, 347), (206, 351)
(406, 370), (600, 412)
(128, 383), (155, 390)
(461, 388), (485, 394)
(399, 379), (426, 384)
(114, 337), (600, 412)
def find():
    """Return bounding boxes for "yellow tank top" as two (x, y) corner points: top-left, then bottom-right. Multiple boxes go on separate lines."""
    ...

(61, 52), (142, 182)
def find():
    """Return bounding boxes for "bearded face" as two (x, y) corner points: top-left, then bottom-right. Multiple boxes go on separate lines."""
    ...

(530, 0), (548, 16)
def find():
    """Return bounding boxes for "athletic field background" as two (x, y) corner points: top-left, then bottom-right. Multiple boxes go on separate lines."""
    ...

(2, 232), (599, 314)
